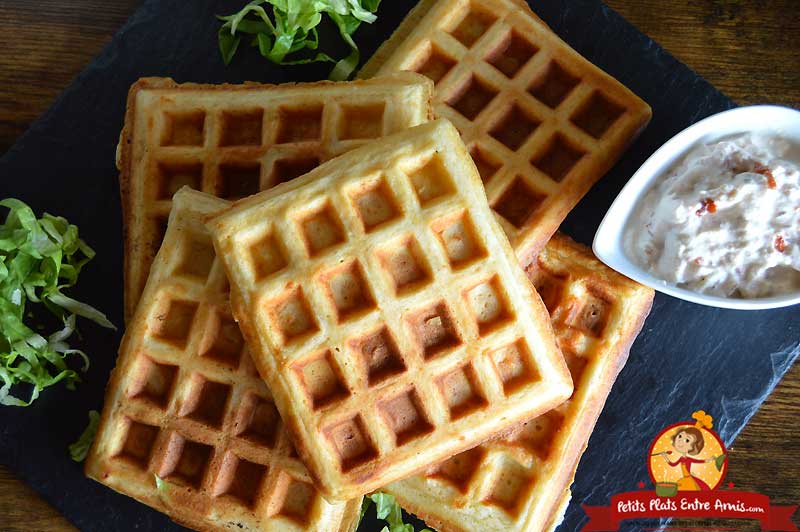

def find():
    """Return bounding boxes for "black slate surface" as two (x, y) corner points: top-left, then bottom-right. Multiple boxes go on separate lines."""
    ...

(0, 1), (797, 531)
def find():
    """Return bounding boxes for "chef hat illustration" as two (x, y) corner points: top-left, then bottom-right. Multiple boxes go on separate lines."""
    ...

(692, 410), (713, 430)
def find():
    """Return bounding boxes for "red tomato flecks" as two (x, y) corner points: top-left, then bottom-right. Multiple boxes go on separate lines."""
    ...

(696, 198), (717, 216)
(754, 163), (777, 189)
(775, 235), (787, 253)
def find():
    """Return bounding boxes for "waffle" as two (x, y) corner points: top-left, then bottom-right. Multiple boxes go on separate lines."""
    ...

(381, 234), (654, 532)
(119, 73), (434, 321)
(207, 119), (573, 502)
(86, 188), (361, 532)
(359, 0), (652, 264)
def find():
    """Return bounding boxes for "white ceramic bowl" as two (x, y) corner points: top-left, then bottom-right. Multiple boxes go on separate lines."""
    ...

(593, 105), (800, 310)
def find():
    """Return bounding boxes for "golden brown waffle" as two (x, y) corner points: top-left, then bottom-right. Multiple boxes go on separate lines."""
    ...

(359, 0), (652, 264)
(119, 73), (433, 321)
(207, 119), (573, 502)
(86, 189), (361, 532)
(381, 234), (654, 532)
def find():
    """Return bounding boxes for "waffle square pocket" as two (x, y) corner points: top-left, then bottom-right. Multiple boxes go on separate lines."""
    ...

(208, 119), (573, 501)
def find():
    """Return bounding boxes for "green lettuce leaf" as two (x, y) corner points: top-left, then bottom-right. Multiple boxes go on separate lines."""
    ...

(155, 474), (171, 492)
(361, 493), (433, 532)
(0, 199), (114, 407)
(68, 409), (100, 462)
(217, 0), (381, 80)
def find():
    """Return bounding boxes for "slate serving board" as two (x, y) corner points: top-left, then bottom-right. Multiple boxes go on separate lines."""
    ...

(0, 1), (797, 531)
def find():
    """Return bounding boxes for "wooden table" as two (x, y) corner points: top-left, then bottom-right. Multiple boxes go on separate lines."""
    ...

(0, 1), (798, 530)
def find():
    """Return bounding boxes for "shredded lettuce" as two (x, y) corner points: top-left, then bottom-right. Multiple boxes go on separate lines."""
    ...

(68, 409), (100, 462)
(154, 474), (170, 492)
(361, 493), (433, 532)
(217, 0), (382, 80)
(0, 199), (114, 406)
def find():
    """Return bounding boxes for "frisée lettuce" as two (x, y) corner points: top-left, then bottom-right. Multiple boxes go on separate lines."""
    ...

(0, 199), (114, 406)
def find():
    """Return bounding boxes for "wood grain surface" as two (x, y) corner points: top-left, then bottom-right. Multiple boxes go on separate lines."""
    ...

(0, 1), (798, 531)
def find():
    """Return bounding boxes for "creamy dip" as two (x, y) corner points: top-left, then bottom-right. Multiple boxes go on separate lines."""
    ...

(627, 133), (800, 298)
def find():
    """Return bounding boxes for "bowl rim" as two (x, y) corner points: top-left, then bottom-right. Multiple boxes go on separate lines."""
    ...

(592, 104), (800, 311)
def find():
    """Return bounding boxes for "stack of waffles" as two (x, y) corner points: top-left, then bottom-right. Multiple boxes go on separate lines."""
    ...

(119, 74), (434, 321)
(90, 73), (436, 531)
(205, 119), (573, 501)
(380, 233), (654, 532)
(86, 1), (655, 531)
(86, 190), (363, 532)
